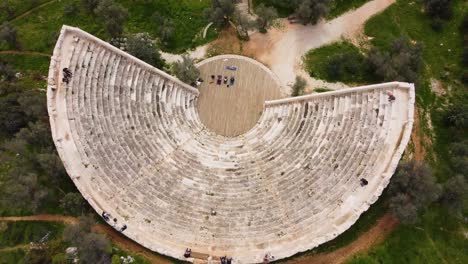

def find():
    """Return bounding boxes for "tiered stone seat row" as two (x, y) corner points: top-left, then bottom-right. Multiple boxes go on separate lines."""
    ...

(47, 26), (415, 263)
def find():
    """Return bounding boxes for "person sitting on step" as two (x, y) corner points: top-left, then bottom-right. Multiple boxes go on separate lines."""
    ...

(184, 248), (191, 258)
(360, 178), (368, 186)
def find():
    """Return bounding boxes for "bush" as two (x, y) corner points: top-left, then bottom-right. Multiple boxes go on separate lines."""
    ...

(0, 22), (18, 49)
(60, 193), (86, 216)
(94, 0), (128, 38)
(462, 71), (468, 85)
(81, 0), (100, 12)
(462, 48), (468, 67)
(325, 51), (365, 82)
(233, 10), (255, 38)
(443, 99), (468, 129)
(152, 12), (175, 46)
(171, 54), (200, 86)
(204, 0), (236, 28)
(51, 253), (68, 264)
(441, 175), (467, 216)
(295, 0), (330, 25)
(423, 0), (453, 21)
(63, 216), (111, 264)
(367, 37), (423, 84)
(63, 2), (80, 17)
(255, 4), (278, 32)
(388, 160), (442, 224)
(126, 33), (164, 69)
(292, 76), (307, 96)
(460, 13), (468, 35)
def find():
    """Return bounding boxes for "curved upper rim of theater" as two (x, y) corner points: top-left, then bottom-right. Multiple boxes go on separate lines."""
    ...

(47, 26), (415, 263)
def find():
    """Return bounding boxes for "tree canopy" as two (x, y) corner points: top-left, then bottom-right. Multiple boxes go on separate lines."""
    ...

(388, 160), (442, 224)
(126, 33), (165, 69)
(204, 0), (236, 28)
(171, 54), (200, 86)
(255, 4), (278, 32)
(367, 37), (423, 84)
(94, 0), (128, 38)
(295, 0), (330, 25)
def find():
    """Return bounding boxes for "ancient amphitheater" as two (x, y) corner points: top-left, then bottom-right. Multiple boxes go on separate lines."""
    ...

(47, 26), (414, 263)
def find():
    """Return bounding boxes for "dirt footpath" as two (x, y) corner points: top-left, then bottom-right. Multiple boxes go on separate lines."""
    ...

(1, 213), (398, 264)
(284, 213), (398, 264)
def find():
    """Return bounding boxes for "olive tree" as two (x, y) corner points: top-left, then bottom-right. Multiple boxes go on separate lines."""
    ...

(94, 0), (128, 38)
(126, 33), (165, 68)
(255, 4), (278, 33)
(388, 160), (442, 224)
(295, 0), (330, 25)
(204, 0), (236, 28)
(172, 54), (200, 86)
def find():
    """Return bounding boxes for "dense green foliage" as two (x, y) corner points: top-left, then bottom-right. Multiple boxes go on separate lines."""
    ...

(126, 33), (165, 69)
(255, 3), (278, 32)
(388, 160), (442, 224)
(253, 0), (371, 19)
(0, 0), (215, 54)
(303, 41), (371, 83)
(171, 54), (200, 86)
(204, 0), (236, 28)
(0, 221), (64, 248)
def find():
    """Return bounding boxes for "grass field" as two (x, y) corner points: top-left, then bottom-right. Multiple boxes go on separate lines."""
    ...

(303, 41), (372, 84)
(0, 249), (27, 264)
(0, 221), (64, 248)
(327, 0), (372, 19)
(364, 0), (465, 91)
(0, 0), (51, 24)
(346, 206), (468, 264)
(2, 0), (214, 54)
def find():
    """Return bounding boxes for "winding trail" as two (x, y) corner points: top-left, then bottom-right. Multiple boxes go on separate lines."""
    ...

(0, 215), (172, 264)
(0, 244), (30, 252)
(9, 0), (58, 23)
(0, 214), (398, 264)
(244, 0), (396, 93)
(0, 50), (51, 57)
(283, 213), (398, 264)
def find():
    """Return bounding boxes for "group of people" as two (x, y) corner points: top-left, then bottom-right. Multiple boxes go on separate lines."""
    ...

(220, 256), (233, 264)
(263, 253), (275, 263)
(62, 67), (72, 84)
(102, 211), (127, 232)
(209, 75), (236, 87)
(184, 249), (233, 264)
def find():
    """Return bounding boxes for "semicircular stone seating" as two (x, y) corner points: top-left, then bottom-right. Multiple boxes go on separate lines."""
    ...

(47, 26), (415, 263)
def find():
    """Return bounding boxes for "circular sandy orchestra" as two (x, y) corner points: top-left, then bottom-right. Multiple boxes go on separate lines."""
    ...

(47, 26), (414, 263)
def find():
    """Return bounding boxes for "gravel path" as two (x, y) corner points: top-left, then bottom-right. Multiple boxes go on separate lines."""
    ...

(244, 0), (396, 94)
